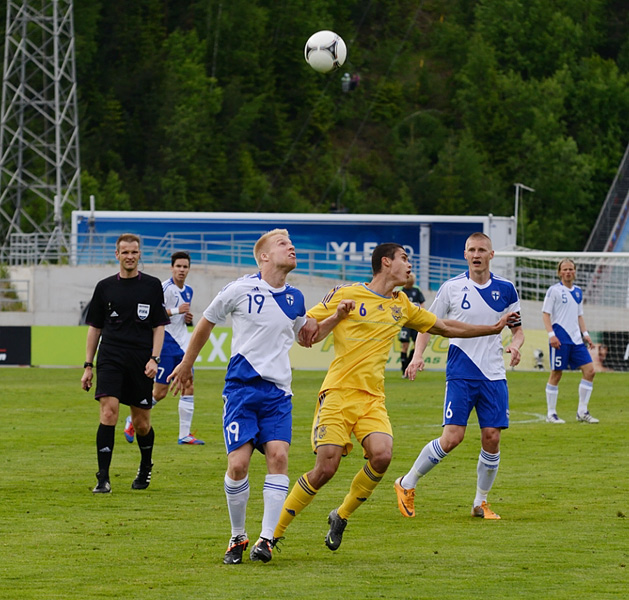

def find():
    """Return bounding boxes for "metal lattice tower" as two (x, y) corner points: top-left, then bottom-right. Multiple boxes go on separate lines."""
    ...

(0, 0), (81, 256)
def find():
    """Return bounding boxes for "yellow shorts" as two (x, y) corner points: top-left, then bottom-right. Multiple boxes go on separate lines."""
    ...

(311, 388), (393, 456)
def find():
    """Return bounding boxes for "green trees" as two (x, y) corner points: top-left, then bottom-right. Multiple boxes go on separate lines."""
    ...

(61, 1), (629, 249)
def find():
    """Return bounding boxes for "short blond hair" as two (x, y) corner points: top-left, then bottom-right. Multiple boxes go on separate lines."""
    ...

(116, 233), (140, 251)
(465, 232), (492, 250)
(253, 228), (290, 267)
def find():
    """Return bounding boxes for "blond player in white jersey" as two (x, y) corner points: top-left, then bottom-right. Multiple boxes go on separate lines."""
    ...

(167, 229), (351, 566)
(395, 232), (524, 521)
(543, 259), (598, 424)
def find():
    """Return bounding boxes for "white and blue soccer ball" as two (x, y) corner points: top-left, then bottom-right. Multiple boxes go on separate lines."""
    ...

(304, 30), (347, 73)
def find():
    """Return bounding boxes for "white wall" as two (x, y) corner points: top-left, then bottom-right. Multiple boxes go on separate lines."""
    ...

(1, 263), (351, 326)
(4, 263), (550, 331)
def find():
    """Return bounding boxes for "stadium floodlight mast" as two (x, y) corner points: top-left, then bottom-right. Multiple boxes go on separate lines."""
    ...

(513, 183), (535, 245)
(0, 0), (82, 261)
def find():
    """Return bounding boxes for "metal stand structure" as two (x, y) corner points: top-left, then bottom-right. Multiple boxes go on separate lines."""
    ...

(0, 0), (81, 262)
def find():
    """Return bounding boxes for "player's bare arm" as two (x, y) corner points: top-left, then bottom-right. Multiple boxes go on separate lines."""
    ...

(298, 317), (319, 348)
(578, 315), (593, 349)
(543, 311), (561, 349)
(307, 299), (356, 345)
(505, 325), (525, 367)
(405, 331), (431, 381)
(81, 325), (101, 391)
(168, 317), (215, 394)
(170, 301), (190, 316)
(429, 311), (520, 338)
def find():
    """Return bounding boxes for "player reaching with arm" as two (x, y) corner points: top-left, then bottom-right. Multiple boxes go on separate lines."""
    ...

(395, 232), (524, 520)
(273, 242), (519, 554)
(543, 259), (598, 424)
(167, 229), (351, 566)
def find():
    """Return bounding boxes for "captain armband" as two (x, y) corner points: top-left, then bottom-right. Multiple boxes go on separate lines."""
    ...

(508, 311), (522, 329)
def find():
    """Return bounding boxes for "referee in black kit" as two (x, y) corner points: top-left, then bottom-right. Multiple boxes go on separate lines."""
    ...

(81, 233), (170, 493)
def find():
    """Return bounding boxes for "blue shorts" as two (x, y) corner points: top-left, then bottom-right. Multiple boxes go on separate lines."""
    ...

(154, 352), (193, 385)
(549, 342), (592, 371)
(222, 377), (292, 454)
(443, 379), (509, 429)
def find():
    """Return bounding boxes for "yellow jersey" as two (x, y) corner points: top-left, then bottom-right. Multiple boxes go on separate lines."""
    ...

(308, 282), (438, 396)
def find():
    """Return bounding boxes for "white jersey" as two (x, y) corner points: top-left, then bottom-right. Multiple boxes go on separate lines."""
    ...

(162, 278), (193, 355)
(542, 282), (584, 345)
(203, 273), (307, 395)
(430, 271), (521, 381)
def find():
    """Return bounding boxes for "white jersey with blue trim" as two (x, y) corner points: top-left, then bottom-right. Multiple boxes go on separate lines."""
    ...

(429, 271), (520, 381)
(162, 278), (193, 355)
(203, 273), (307, 395)
(542, 282), (584, 345)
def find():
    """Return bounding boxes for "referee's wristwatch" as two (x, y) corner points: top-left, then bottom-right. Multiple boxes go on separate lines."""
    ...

(150, 355), (161, 364)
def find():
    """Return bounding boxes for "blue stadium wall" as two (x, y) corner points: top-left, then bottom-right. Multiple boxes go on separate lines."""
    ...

(72, 211), (515, 284)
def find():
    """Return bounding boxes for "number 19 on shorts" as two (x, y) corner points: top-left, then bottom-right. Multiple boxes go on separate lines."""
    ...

(226, 421), (240, 444)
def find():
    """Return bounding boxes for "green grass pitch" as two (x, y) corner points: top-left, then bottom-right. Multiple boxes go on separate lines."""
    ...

(1, 367), (628, 599)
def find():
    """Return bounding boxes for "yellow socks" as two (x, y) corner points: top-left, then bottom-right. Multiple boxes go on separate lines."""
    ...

(274, 473), (318, 537)
(338, 461), (384, 519)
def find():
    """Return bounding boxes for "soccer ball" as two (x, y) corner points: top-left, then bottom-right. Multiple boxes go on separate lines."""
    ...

(304, 30), (347, 73)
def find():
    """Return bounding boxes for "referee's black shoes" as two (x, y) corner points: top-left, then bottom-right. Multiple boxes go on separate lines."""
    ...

(131, 462), (153, 490)
(92, 471), (111, 494)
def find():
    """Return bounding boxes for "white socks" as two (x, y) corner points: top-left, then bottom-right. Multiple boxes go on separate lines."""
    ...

(261, 474), (290, 540)
(578, 380), (593, 415)
(178, 395), (194, 438)
(545, 383), (559, 416)
(474, 450), (500, 507)
(224, 473), (290, 540)
(546, 381), (594, 416)
(224, 474), (250, 536)
(401, 438), (447, 489)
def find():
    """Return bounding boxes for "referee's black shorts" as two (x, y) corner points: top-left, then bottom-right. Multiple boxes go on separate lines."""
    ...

(95, 345), (154, 409)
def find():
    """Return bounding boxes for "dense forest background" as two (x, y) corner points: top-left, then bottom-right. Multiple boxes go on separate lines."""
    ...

(10, 0), (629, 250)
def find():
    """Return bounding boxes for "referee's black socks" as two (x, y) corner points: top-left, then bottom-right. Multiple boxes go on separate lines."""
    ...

(96, 423), (115, 476)
(136, 427), (155, 466)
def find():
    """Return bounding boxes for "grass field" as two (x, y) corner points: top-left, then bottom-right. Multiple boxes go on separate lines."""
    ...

(1, 367), (628, 599)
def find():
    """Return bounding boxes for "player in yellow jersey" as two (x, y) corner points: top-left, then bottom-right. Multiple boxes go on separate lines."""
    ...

(273, 243), (519, 553)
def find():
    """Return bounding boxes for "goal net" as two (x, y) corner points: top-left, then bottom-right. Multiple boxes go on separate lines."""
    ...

(493, 248), (629, 372)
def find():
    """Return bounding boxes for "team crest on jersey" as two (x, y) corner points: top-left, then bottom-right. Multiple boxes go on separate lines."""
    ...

(286, 293), (294, 306)
(137, 303), (150, 320)
(492, 290), (501, 301)
(317, 425), (327, 440)
(390, 305), (403, 321)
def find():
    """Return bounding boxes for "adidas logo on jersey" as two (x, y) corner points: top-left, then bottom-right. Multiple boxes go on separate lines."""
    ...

(110, 311), (119, 317)
(99, 446), (112, 453)
(140, 399), (149, 405)
(462, 286), (469, 291)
